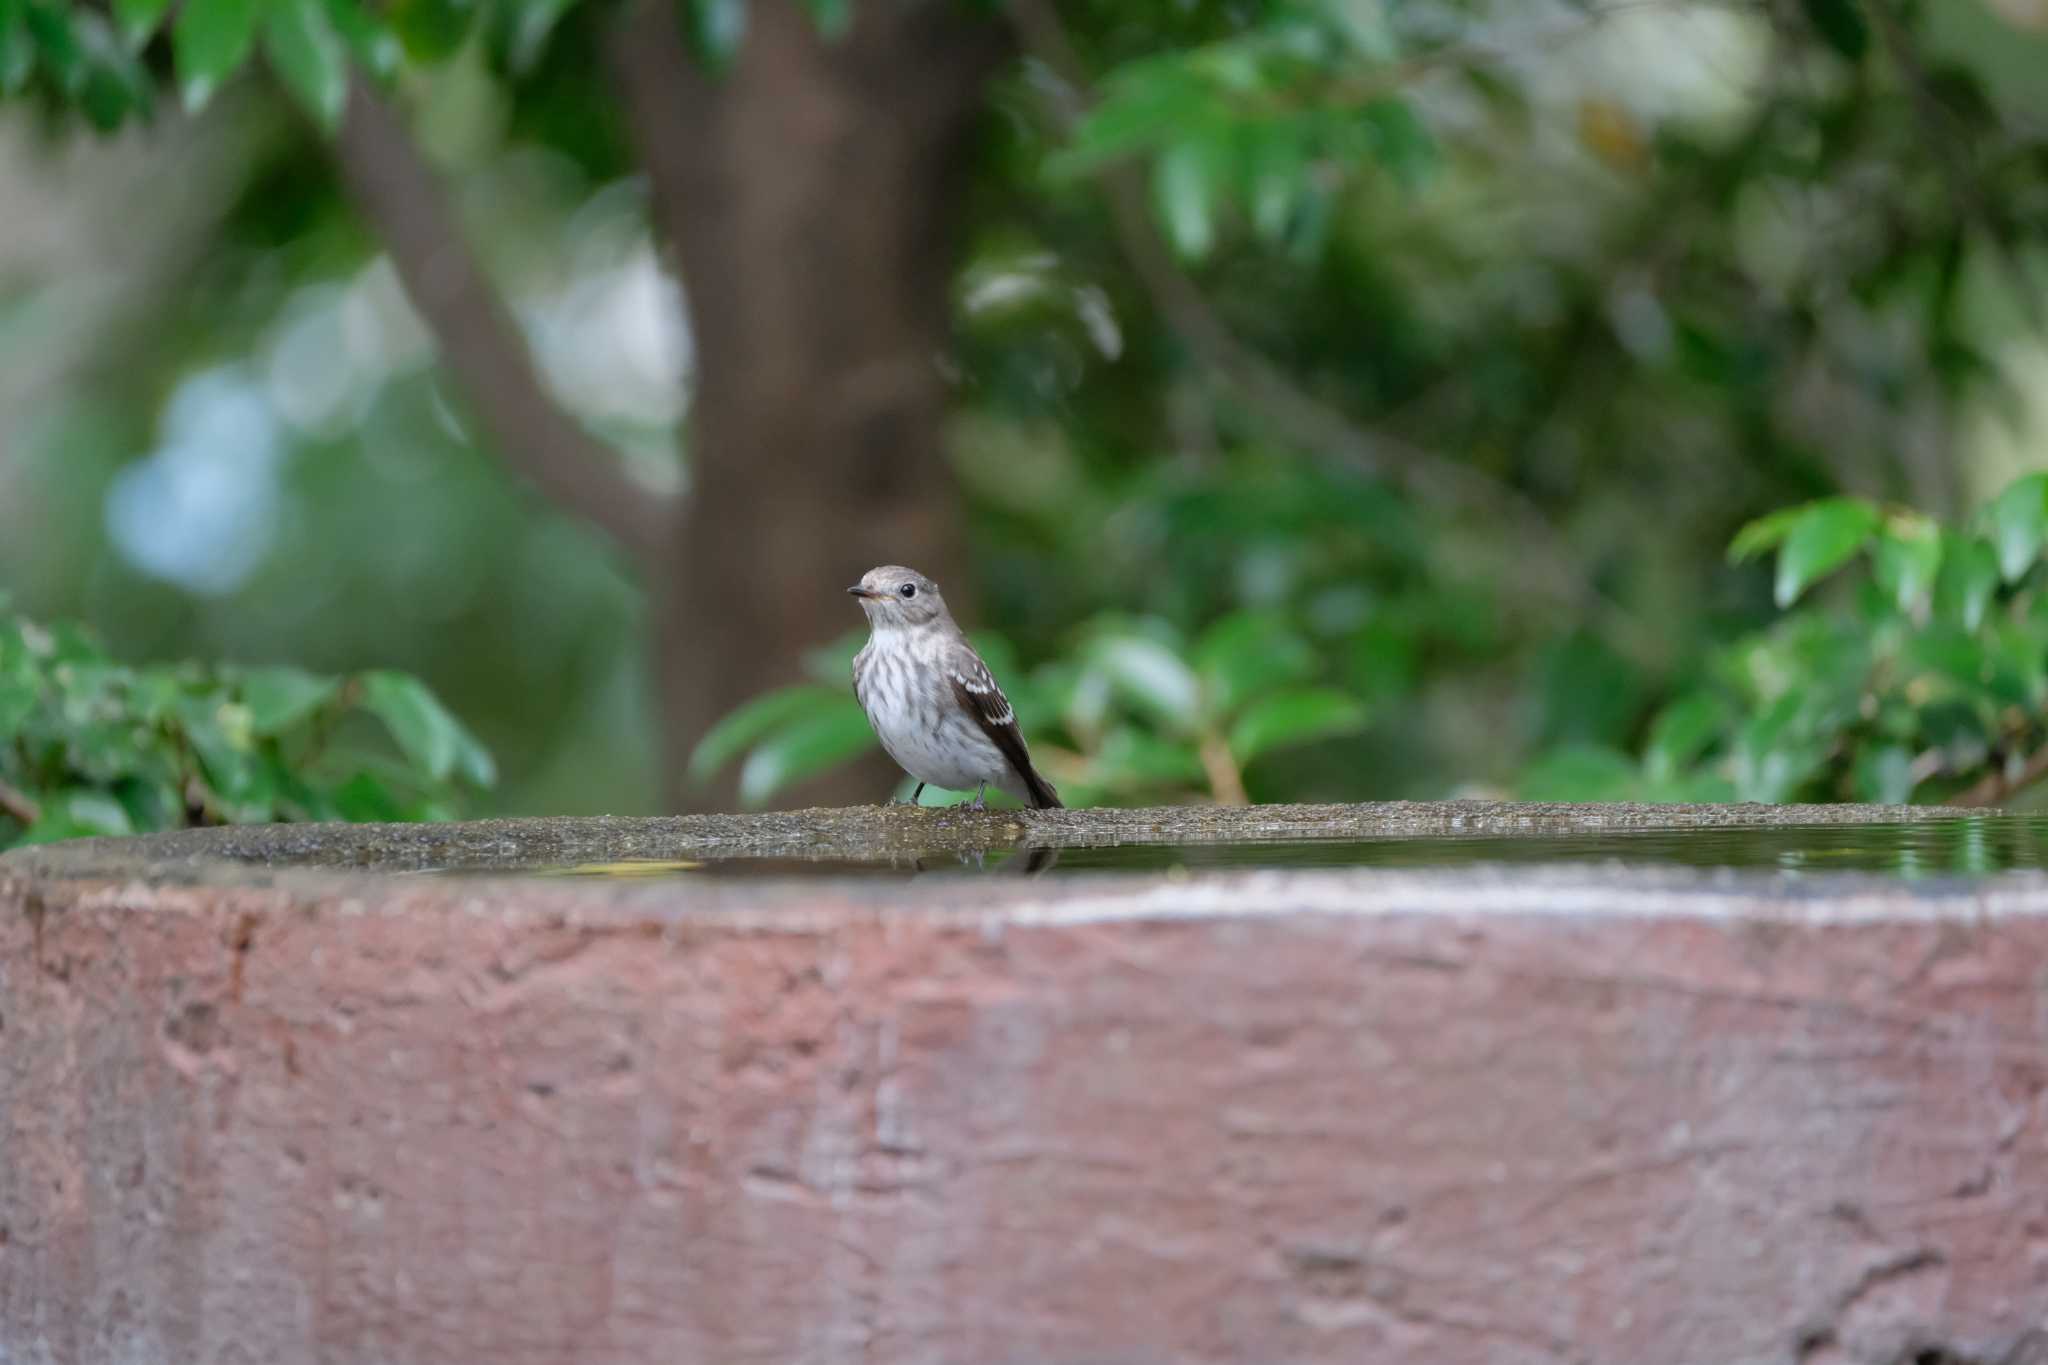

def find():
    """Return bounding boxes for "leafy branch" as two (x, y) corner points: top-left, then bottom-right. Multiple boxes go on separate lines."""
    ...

(0, 609), (494, 848)
(691, 610), (1370, 808)
(1006, 0), (1661, 665)
(1865, 0), (2047, 330)
(1525, 474), (2048, 808)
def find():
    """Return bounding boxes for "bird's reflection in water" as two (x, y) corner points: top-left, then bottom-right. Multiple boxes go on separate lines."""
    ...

(904, 845), (1060, 877)
(1016, 845), (1061, 875)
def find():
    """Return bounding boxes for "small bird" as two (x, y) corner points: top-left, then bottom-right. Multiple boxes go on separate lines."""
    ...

(847, 565), (1062, 810)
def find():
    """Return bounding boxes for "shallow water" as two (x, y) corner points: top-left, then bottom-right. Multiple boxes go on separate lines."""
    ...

(423, 814), (2048, 880)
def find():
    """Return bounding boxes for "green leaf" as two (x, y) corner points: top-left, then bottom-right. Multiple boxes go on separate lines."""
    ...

(1360, 97), (1436, 188)
(72, 11), (152, 129)
(64, 717), (176, 786)
(1853, 743), (1914, 804)
(0, 0), (28, 94)
(113, 774), (185, 831)
(1090, 633), (1202, 731)
(387, 0), (472, 63)
(1994, 617), (2048, 706)
(265, 0), (349, 130)
(499, 0), (572, 72)
(1193, 610), (1316, 719)
(1228, 688), (1368, 764)
(1045, 63), (1207, 180)
(1730, 691), (1827, 802)
(1051, 661), (1111, 745)
(1800, 0), (1868, 60)
(737, 705), (875, 807)
(1533, 630), (1641, 749)
(1870, 516), (1944, 613)
(1641, 770), (1739, 804)
(124, 671), (189, 726)
(173, 693), (269, 820)
(358, 671), (495, 787)
(1905, 623), (1988, 692)
(1326, 1), (1396, 59)
(322, 0), (399, 78)
(1247, 128), (1307, 243)
(1935, 534), (2000, 631)
(173, 0), (259, 110)
(1153, 139), (1218, 259)
(1183, 34), (1261, 92)
(68, 792), (134, 837)
(23, 1), (79, 87)
(1347, 617), (1418, 701)
(203, 746), (282, 823)
(329, 770), (411, 822)
(0, 667), (35, 738)
(1985, 472), (2048, 583)
(18, 791), (134, 845)
(688, 685), (851, 785)
(172, 691), (248, 756)
(797, 0), (849, 40)
(1092, 726), (1205, 788)
(1772, 497), (1879, 607)
(1643, 691), (1727, 783)
(1728, 504), (1805, 562)
(1518, 744), (1641, 802)
(112, 0), (172, 47)
(238, 666), (341, 734)
(680, 0), (745, 69)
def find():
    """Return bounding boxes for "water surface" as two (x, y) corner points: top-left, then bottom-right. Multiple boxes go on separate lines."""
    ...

(424, 814), (2048, 880)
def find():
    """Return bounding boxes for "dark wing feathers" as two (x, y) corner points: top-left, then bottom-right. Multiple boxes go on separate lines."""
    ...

(947, 652), (1062, 809)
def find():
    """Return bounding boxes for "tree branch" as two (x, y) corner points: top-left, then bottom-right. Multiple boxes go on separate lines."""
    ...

(1950, 743), (2048, 809)
(1006, 0), (1662, 664)
(331, 76), (673, 561)
(1198, 732), (1249, 806)
(0, 778), (41, 828)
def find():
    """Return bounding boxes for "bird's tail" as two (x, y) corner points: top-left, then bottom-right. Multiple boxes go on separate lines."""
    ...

(1024, 764), (1062, 810)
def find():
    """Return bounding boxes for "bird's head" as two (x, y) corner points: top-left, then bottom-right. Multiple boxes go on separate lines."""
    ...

(847, 565), (948, 630)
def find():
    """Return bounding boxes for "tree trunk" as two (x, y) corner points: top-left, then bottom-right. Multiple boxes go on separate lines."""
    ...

(614, 0), (1006, 811)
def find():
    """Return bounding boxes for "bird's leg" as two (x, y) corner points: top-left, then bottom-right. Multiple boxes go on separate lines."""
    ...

(890, 782), (926, 808)
(970, 780), (987, 812)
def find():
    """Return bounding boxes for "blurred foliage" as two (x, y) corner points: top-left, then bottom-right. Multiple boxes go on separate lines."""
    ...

(693, 606), (1370, 807)
(711, 472), (2048, 811)
(2, 0), (507, 130)
(1523, 473), (2048, 806)
(0, 602), (492, 848)
(5, 0), (2048, 821)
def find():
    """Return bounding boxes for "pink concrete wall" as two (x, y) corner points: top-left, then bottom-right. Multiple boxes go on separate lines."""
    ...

(4, 866), (2047, 1364)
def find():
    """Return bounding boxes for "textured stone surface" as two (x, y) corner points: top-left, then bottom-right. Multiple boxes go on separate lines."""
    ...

(4, 804), (2048, 1365)
(0, 798), (1987, 876)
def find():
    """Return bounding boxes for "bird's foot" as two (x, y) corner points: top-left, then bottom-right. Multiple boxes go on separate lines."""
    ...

(969, 781), (988, 812)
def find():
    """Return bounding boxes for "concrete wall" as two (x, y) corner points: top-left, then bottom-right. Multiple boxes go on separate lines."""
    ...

(3, 809), (2047, 1364)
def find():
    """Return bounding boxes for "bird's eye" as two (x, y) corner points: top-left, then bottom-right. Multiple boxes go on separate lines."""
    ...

(898, 583), (917, 599)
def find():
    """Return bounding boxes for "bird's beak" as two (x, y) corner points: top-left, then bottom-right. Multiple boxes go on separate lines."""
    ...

(847, 585), (885, 600)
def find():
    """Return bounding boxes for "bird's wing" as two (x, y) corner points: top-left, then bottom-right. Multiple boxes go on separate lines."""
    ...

(947, 647), (1062, 809)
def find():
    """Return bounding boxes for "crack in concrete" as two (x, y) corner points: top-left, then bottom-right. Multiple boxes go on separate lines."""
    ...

(1282, 1245), (1582, 1362)
(1797, 1248), (1947, 1364)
